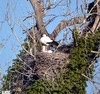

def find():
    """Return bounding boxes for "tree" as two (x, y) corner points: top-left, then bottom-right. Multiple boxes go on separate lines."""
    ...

(1, 0), (100, 94)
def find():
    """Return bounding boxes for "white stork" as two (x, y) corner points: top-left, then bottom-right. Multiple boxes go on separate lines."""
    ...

(40, 34), (58, 53)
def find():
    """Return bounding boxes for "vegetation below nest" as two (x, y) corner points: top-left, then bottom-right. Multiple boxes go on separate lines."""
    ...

(1, 28), (100, 94)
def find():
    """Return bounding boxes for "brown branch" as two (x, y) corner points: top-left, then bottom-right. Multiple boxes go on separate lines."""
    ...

(91, 0), (100, 32)
(30, 0), (48, 35)
(50, 16), (85, 39)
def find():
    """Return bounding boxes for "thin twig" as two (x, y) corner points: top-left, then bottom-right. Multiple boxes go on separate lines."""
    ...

(7, 21), (35, 58)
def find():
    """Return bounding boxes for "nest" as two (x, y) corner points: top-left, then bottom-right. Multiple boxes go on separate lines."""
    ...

(23, 44), (72, 80)
(31, 52), (70, 80)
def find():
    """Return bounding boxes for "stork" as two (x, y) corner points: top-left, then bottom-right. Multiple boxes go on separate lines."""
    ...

(40, 34), (58, 53)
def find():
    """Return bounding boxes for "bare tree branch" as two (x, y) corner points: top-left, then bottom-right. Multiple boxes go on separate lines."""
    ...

(91, 0), (100, 32)
(91, 51), (100, 54)
(30, 0), (48, 35)
(50, 16), (85, 39)
(7, 21), (35, 58)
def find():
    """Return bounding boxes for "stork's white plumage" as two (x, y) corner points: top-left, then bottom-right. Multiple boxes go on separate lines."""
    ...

(40, 34), (58, 53)
(40, 34), (53, 45)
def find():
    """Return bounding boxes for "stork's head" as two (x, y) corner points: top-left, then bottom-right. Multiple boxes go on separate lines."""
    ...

(43, 34), (47, 37)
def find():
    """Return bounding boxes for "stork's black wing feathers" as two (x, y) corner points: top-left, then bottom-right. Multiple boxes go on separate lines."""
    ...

(47, 40), (59, 46)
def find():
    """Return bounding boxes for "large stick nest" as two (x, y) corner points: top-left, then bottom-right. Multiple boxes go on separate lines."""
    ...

(35, 52), (70, 80)
(24, 51), (70, 80)
(23, 44), (72, 80)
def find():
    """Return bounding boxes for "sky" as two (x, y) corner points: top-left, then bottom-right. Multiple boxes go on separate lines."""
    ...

(0, 0), (99, 94)
(0, 0), (28, 74)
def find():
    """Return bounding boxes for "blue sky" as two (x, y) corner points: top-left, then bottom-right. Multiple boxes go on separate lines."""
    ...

(0, 0), (99, 93)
